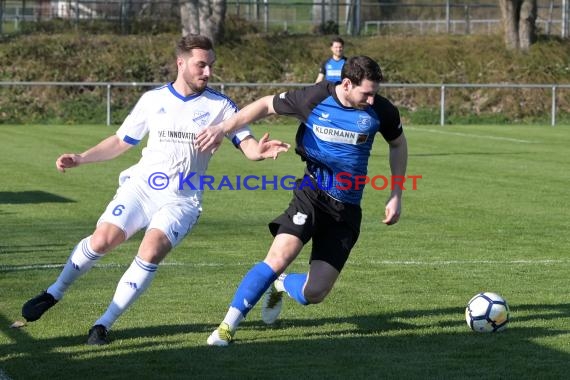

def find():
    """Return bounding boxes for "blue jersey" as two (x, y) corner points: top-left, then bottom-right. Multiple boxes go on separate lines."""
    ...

(319, 56), (346, 83)
(273, 81), (403, 205)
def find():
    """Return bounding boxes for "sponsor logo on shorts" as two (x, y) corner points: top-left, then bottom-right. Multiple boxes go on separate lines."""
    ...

(292, 212), (308, 225)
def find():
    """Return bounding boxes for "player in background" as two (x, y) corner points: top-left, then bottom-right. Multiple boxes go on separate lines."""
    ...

(196, 55), (408, 346)
(21, 35), (289, 345)
(315, 36), (347, 83)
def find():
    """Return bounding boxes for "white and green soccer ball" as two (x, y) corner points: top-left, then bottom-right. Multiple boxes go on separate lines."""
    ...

(465, 292), (510, 333)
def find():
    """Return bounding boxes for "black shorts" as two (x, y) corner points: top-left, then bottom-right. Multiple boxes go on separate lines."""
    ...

(269, 178), (362, 272)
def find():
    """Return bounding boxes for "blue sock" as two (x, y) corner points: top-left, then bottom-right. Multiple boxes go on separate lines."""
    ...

(230, 262), (277, 317)
(283, 273), (309, 305)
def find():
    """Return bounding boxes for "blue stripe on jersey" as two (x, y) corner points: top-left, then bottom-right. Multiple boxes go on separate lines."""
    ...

(167, 83), (202, 102)
(205, 87), (239, 112)
(151, 83), (169, 91)
(123, 135), (140, 145)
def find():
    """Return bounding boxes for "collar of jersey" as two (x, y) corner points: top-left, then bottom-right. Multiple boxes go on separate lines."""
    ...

(167, 82), (204, 102)
(328, 83), (361, 110)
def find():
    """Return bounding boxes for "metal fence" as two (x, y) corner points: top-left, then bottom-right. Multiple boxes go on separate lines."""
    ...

(2, 0), (569, 37)
(1, 81), (569, 126)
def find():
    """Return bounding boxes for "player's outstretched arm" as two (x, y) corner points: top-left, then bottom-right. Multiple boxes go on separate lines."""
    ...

(382, 133), (408, 225)
(238, 133), (290, 161)
(56, 135), (133, 173)
(195, 95), (276, 153)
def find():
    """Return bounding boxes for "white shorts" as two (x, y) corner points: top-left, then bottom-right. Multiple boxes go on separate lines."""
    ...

(97, 179), (202, 247)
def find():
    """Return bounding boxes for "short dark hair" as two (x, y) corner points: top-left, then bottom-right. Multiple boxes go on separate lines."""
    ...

(176, 35), (214, 56)
(341, 56), (383, 85)
(330, 36), (344, 46)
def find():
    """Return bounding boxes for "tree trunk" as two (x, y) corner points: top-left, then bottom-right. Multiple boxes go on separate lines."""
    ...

(181, 0), (200, 36)
(499, 0), (521, 50)
(519, 0), (537, 50)
(499, 0), (537, 51)
(180, 0), (226, 44)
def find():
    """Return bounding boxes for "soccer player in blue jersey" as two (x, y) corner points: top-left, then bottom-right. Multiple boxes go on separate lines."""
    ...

(20, 35), (289, 345)
(196, 55), (408, 346)
(315, 36), (346, 83)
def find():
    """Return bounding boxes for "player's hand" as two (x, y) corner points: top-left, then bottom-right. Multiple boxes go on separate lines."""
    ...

(382, 194), (401, 225)
(56, 154), (81, 173)
(257, 132), (290, 160)
(195, 124), (225, 153)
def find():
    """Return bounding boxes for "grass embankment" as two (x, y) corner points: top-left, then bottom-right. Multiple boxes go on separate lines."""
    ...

(1, 33), (570, 124)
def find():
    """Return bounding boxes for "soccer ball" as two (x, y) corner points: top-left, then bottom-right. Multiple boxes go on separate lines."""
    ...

(465, 292), (510, 333)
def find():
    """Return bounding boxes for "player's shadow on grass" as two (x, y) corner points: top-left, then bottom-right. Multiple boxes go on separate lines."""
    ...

(0, 191), (74, 204)
(243, 302), (570, 336)
(2, 303), (569, 379)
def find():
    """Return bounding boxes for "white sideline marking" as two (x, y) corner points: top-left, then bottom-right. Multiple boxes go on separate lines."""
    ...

(1, 259), (568, 272)
(0, 262), (221, 272)
(406, 126), (536, 144)
(361, 259), (567, 265)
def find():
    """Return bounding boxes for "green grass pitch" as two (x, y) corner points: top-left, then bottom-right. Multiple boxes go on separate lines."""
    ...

(1, 123), (569, 379)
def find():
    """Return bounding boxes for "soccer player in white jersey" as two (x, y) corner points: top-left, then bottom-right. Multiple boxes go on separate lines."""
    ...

(21, 35), (290, 345)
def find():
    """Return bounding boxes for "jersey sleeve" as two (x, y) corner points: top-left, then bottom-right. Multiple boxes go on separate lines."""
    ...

(374, 95), (403, 142)
(318, 60), (327, 75)
(116, 92), (152, 145)
(273, 81), (331, 122)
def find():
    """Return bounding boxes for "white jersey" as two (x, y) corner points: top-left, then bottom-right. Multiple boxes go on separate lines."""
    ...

(115, 83), (253, 198)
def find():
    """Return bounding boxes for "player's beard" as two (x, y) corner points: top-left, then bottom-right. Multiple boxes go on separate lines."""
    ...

(189, 77), (208, 93)
(182, 68), (209, 94)
(347, 96), (369, 110)
(353, 103), (368, 110)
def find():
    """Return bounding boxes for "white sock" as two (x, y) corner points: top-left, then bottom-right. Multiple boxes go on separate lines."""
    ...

(94, 256), (158, 329)
(222, 307), (245, 331)
(47, 236), (103, 300)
